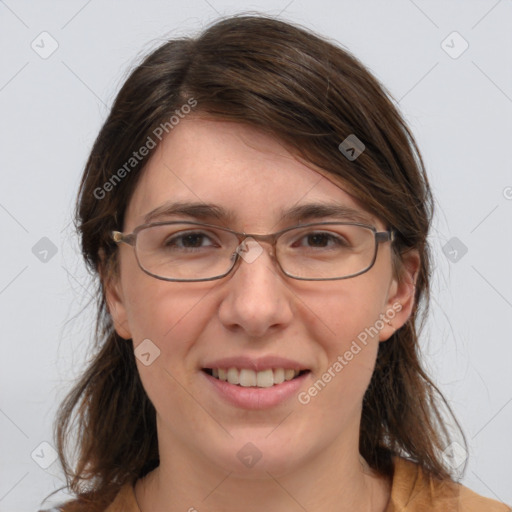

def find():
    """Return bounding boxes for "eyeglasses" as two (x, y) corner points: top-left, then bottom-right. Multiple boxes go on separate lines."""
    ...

(111, 221), (395, 282)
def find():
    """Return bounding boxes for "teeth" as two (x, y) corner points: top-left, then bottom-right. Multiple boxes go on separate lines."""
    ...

(273, 368), (285, 384)
(239, 369), (257, 387)
(256, 369), (274, 388)
(284, 369), (295, 381)
(210, 367), (302, 387)
(227, 367), (239, 385)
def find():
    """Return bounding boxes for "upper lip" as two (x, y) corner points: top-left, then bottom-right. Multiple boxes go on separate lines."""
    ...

(202, 356), (309, 372)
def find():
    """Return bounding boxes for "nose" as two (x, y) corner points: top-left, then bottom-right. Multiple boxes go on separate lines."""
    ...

(217, 239), (294, 338)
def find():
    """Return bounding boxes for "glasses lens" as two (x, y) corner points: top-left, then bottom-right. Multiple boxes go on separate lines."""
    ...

(135, 223), (237, 280)
(132, 222), (378, 281)
(277, 224), (376, 279)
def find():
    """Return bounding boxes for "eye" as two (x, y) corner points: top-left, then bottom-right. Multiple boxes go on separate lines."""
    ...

(292, 231), (350, 249)
(164, 230), (218, 249)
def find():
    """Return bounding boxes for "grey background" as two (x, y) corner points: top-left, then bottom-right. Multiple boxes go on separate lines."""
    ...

(1, 1), (511, 510)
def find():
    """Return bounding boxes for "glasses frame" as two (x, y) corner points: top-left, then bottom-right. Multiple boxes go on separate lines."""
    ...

(111, 220), (395, 282)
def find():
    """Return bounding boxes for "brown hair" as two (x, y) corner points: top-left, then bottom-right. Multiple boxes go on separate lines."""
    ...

(52, 14), (465, 511)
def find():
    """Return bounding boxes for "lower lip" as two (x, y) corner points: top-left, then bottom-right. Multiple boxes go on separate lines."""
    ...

(201, 370), (310, 410)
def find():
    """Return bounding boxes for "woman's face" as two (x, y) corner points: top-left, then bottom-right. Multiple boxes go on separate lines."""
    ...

(106, 117), (416, 478)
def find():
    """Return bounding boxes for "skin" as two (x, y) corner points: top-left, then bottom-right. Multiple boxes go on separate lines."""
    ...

(105, 117), (419, 512)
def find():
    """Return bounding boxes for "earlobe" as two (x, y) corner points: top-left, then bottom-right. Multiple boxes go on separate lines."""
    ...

(379, 249), (420, 342)
(105, 287), (132, 340)
(99, 251), (132, 340)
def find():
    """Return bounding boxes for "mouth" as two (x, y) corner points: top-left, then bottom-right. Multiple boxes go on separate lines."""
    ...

(200, 356), (312, 409)
(202, 368), (310, 388)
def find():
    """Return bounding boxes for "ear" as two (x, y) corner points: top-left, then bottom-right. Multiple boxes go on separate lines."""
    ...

(98, 249), (132, 340)
(379, 248), (420, 342)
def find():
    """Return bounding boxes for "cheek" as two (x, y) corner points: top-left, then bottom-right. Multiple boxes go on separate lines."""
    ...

(123, 275), (216, 366)
(124, 281), (219, 429)
(117, 248), (224, 405)
(302, 278), (387, 351)
(297, 280), (387, 406)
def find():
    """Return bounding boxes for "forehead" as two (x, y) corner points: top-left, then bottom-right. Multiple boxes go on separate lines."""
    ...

(123, 117), (380, 231)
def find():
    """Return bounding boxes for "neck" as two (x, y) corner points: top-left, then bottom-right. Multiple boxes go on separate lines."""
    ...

(134, 430), (391, 512)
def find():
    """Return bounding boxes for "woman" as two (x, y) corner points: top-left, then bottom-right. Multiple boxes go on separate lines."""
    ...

(44, 15), (510, 512)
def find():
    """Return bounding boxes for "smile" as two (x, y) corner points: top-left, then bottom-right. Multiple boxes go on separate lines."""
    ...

(203, 367), (308, 387)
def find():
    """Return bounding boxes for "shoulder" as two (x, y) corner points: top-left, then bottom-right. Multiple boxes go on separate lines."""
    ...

(388, 456), (511, 512)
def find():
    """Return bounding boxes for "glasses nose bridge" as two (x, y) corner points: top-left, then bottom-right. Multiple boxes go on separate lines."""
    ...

(235, 231), (280, 256)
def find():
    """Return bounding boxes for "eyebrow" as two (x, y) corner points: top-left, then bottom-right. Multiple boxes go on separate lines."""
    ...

(279, 203), (375, 225)
(141, 201), (375, 227)
(143, 201), (230, 224)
